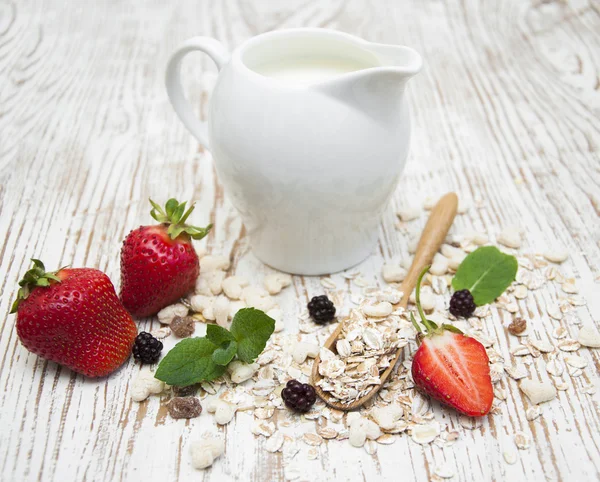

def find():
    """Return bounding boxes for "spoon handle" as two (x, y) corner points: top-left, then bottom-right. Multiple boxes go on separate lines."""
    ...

(398, 193), (458, 307)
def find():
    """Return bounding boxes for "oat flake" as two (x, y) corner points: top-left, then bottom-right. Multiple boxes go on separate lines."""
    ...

(514, 431), (531, 450)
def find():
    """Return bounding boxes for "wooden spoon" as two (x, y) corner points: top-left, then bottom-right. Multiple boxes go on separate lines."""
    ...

(311, 192), (458, 410)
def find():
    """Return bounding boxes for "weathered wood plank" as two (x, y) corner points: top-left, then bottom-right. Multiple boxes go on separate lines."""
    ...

(0, 0), (598, 480)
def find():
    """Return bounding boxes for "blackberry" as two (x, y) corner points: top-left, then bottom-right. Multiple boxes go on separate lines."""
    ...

(307, 295), (336, 324)
(132, 331), (163, 364)
(449, 289), (476, 318)
(281, 379), (317, 413)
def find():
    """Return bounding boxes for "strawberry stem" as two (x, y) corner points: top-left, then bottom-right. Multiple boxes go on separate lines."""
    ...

(10, 259), (62, 313)
(415, 266), (436, 332)
(149, 198), (212, 241)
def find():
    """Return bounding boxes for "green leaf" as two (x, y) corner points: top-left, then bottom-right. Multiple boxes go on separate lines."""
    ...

(230, 308), (275, 363)
(441, 323), (463, 335)
(155, 337), (226, 386)
(165, 198), (179, 218)
(206, 324), (235, 346)
(212, 340), (237, 366)
(452, 246), (518, 306)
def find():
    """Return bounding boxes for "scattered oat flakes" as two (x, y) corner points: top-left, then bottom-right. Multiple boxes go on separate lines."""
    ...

(514, 431), (531, 450)
(411, 422), (440, 444)
(526, 405), (542, 421)
(565, 355), (587, 369)
(302, 433), (323, 446)
(265, 431), (284, 453)
(557, 339), (581, 352)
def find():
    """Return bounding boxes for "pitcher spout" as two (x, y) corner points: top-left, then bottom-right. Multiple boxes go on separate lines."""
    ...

(312, 42), (422, 122)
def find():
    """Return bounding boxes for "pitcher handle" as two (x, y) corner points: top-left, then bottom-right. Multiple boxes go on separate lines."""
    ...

(165, 37), (229, 149)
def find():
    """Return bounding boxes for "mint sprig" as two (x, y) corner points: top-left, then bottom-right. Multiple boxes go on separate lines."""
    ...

(155, 308), (275, 386)
(452, 246), (518, 306)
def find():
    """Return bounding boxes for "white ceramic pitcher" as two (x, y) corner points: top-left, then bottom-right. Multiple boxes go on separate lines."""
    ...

(166, 28), (421, 275)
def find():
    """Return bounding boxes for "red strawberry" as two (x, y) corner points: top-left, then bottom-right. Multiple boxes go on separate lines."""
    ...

(119, 198), (211, 317)
(11, 260), (137, 377)
(410, 267), (493, 417)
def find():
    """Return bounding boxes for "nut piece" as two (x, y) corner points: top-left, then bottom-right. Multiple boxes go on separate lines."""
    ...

(199, 255), (230, 272)
(228, 361), (259, 384)
(543, 249), (568, 264)
(205, 397), (237, 425)
(221, 276), (249, 300)
(266, 307), (284, 332)
(167, 397), (202, 419)
(519, 379), (557, 405)
(157, 303), (188, 325)
(577, 326), (600, 348)
(131, 369), (166, 402)
(190, 436), (225, 470)
(264, 273), (293, 295)
(508, 317), (527, 336)
(370, 404), (403, 430)
(213, 295), (230, 328)
(497, 227), (522, 249)
(382, 263), (407, 283)
(170, 316), (196, 338)
(362, 301), (393, 318)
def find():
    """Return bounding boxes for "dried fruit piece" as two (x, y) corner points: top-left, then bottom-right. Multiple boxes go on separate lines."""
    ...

(508, 317), (527, 336)
(172, 384), (199, 397)
(167, 397), (202, 419)
(170, 316), (196, 338)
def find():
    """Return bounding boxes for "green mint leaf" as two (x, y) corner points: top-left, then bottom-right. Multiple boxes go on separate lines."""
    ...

(206, 324), (236, 346)
(452, 246), (518, 306)
(212, 340), (238, 366)
(155, 337), (226, 386)
(230, 308), (275, 363)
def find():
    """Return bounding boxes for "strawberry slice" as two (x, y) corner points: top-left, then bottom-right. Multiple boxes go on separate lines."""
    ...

(410, 267), (493, 417)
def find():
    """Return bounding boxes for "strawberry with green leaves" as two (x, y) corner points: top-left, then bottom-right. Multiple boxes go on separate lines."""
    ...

(119, 198), (212, 317)
(410, 267), (494, 417)
(12, 260), (137, 377)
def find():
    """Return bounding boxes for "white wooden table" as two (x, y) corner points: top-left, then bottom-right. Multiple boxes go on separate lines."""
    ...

(1, 1), (599, 480)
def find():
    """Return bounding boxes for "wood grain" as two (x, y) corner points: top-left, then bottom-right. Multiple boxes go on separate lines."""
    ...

(0, 0), (599, 481)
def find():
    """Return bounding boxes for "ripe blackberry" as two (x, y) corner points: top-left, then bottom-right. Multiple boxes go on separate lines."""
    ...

(132, 331), (163, 364)
(449, 289), (476, 318)
(281, 379), (317, 413)
(307, 295), (336, 324)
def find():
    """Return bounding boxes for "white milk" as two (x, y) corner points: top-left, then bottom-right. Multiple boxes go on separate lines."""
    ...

(253, 57), (376, 85)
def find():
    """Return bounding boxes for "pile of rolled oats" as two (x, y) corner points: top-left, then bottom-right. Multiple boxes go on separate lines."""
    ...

(129, 195), (599, 475)
(316, 294), (412, 404)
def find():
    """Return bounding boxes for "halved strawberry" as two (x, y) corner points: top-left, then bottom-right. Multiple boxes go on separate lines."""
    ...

(410, 267), (493, 417)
